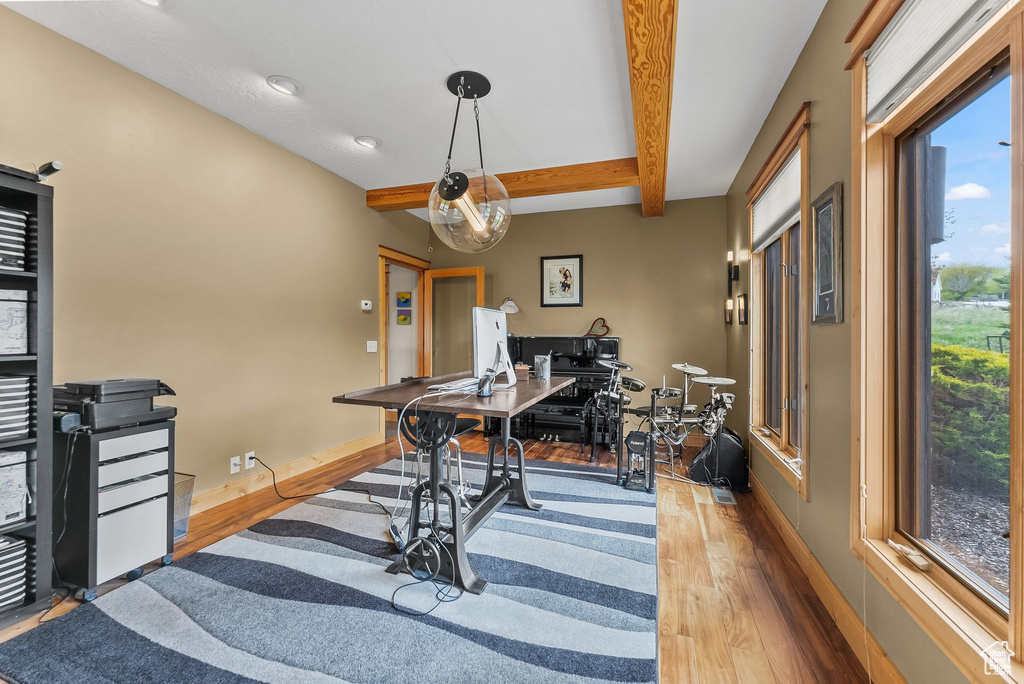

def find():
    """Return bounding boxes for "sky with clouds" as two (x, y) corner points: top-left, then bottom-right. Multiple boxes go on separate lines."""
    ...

(930, 74), (1011, 268)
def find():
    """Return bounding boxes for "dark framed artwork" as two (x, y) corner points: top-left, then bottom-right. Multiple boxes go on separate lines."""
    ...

(540, 255), (583, 307)
(811, 182), (843, 324)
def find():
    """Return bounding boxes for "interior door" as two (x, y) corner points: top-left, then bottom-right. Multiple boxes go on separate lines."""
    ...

(378, 247), (430, 389)
(423, 267), (485, 377)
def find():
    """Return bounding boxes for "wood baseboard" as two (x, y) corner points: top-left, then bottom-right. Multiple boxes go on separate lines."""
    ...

(750, 472), (906, 684)
(188, 431), (385, 515)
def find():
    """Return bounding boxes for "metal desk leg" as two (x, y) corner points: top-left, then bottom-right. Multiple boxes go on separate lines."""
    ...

(478, 418), (542, 511)
(386, 440), (488, 594)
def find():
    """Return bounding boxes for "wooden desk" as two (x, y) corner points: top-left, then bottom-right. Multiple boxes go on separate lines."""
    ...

(334, 372), (574, 593)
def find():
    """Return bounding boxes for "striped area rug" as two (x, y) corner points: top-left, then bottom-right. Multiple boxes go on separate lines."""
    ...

(0, 453), (658, 683)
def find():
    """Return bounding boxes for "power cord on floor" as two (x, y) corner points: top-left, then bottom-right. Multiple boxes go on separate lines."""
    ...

(253, 455), (339, 500)
(38, 586), (72, 623)
(254, 456), (393, 517)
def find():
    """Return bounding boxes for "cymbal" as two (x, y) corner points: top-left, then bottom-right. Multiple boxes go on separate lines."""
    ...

(671, 363), (707, 376)
(597, 359), (633, 371)
(693, 376), (736, 386)
(620, 376), (646, 392)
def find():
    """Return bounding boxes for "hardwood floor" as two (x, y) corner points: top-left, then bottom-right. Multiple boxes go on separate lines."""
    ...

(0, 432), (868, 683)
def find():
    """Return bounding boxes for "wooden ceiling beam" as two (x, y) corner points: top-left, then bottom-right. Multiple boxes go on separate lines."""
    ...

(365, 157), (640, 211)
(621, 0), (678, 218)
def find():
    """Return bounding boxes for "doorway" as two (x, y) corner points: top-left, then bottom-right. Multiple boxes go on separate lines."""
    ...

(424, 267), (485, 377)
(378, 247), (430, 387)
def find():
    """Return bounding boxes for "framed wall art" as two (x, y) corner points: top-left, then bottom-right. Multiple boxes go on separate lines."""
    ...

(540, 254), (583, 307)
(811, 182), (843, 324)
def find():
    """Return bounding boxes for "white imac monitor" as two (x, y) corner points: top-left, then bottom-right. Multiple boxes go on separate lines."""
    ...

(472, 307), (516, 388)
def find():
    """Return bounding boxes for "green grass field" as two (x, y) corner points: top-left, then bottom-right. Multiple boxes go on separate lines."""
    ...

(932, 304), (1009, 351)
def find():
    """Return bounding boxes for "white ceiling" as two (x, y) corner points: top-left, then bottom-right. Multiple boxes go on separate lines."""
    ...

(4, 0), (827, 217)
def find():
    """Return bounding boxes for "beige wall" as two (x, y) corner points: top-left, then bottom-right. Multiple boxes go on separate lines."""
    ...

(0, 7), (429, 492)
(724, 0), (964, 681)
(433, 197), (728, 408)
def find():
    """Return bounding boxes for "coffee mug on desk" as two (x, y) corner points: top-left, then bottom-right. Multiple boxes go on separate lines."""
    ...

(534, 355), (551, 380)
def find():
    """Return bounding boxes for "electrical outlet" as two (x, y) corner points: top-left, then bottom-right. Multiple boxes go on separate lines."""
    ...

(229, 456), (241, 475)
(245, 451), (256, 470)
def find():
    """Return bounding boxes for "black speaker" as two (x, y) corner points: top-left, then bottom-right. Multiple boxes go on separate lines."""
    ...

(690, 427), (749, 491)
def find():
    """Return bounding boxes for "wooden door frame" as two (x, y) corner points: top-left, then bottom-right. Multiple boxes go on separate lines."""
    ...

(378, 246), (430, 390)
(423, 267), (485, 377)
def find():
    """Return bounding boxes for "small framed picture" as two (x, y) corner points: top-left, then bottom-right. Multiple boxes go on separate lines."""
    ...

(396, 309), (412, 325)
(540, 255), (583, 307)
(811, 182), (843, 324)
(396, 291), (412, 307)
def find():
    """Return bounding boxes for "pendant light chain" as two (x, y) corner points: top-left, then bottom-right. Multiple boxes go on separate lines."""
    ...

(474, 95), (489, 201)
(443, 81), (465, 185)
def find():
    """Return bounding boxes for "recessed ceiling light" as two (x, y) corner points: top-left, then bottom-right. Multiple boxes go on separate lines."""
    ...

(266, 75), (302, 96)
(355, 136), (382, 150)
(134, 0), (162, 6)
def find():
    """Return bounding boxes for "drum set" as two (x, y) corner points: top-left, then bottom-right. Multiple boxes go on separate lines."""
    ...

(585, 360), (737, 492)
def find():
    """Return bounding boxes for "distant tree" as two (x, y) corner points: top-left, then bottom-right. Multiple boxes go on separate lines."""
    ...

(943, 264), (995, 300)
(992, 269), (1011, 295)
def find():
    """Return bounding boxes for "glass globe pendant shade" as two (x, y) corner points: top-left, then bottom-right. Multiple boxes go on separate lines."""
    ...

(428, 167), (511, 253)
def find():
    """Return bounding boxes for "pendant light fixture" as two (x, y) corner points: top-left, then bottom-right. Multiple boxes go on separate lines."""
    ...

(428, 71), (511, 253)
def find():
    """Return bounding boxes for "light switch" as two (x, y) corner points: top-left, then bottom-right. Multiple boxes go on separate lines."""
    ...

(366, 340), (378, 353)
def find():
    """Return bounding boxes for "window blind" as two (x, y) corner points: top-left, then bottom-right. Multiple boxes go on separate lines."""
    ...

(752, 149), (800, 254)
(865, 0), (1007, 123)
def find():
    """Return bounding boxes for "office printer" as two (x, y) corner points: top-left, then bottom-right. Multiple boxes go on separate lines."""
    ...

(53, 378), (176, 431)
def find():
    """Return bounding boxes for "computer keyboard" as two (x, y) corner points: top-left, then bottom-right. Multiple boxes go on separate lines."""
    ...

(428, 377), (479, 391)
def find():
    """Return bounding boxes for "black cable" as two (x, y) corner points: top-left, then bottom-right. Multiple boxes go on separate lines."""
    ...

(51, 427), (85, 592)
(253, 456), (336, 501)
(253, 456), (395, 517)
(342, 488), (392, 517)
(390, 520), (462, 617)
(38, 586), (71, 622)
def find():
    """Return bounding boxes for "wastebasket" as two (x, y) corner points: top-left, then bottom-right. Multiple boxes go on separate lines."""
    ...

(173, 472), (196, 541)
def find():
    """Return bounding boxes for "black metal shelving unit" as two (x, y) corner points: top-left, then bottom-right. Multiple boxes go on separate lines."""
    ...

(0, 167), (53, 627)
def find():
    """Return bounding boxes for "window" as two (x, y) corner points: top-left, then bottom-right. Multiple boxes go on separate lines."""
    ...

(747, 106), (810, 498)
(850, 2), (1024, 678)
(896, 54), (1011, 613)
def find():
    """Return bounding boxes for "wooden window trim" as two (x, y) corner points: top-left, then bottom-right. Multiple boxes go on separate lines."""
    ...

(748, 104), (812, 502)
(849, 3), (1024, 680)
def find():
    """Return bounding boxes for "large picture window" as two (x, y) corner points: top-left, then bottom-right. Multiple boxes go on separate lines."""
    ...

(896, 54), (1011, 613)
(747, 105), (810, 498)
(850, 2), (1024, 678)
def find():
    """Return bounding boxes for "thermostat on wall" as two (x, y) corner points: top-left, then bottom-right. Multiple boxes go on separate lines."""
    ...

(361, 300), (372, 311)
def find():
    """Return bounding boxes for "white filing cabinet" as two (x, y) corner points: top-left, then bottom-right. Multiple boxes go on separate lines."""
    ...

(52, 421), (174, 601)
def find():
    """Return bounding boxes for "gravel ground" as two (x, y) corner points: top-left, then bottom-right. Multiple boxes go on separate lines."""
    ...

(930, 484), (1009, 597)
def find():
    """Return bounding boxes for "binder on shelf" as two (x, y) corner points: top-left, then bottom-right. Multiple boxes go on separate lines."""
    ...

(0, 209), (27, 273)
(0, 450), (28, 525)
(0, 377), (29, 440)
(0, 535), (27, 611)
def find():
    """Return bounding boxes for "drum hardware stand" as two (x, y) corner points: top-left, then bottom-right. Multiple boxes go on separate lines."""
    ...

(691, 376), (737, 486)
(583, 359), (632, 462)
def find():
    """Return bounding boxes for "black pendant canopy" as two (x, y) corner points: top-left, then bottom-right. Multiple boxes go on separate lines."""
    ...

(446, 71), (491, 99)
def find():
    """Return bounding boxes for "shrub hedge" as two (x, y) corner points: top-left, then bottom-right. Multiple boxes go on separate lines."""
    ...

(929, 344), (1010, 493)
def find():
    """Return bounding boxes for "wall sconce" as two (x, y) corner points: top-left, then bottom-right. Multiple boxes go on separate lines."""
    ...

(726, 250), (740, 301)
(725, 251), (740, 325)
(737, 293), (748, 325)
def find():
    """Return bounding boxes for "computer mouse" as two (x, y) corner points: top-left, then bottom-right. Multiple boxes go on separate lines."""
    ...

(477, 373), (495, 397)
